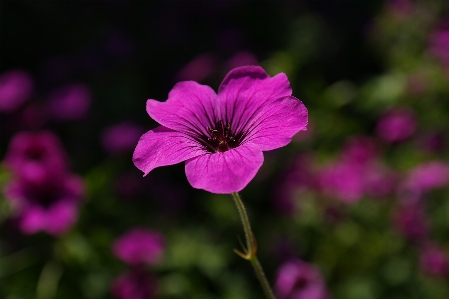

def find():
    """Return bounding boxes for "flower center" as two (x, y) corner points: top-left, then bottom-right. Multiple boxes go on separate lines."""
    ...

(205, 120), (239, 153)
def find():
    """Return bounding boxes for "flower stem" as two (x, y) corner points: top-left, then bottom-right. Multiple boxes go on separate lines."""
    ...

(231, 192), (276, 299)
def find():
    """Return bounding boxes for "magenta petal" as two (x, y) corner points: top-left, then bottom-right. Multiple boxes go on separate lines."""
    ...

(146, 81), (218, 135)
(185, 143), (263, 193)
(243, 96), (308, 151)
(45, 201), (78, 235)
(133, 126), (205, 175)
(217, 66), (292, 133)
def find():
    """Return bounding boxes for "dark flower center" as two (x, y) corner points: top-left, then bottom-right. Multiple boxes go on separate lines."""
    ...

(203, 120), (241, 153)
(292, 276), (309, 293)
(25, 146), (46, 161)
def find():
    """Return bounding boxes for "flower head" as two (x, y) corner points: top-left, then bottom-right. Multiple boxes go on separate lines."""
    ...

(375, 107), (417, 143)
(133, 66), (307, 193)
(274, 259), (330, 299)
(2, 131), (84, 235)
(47, 83), (91, 120)
(111, 267), (157, 299)
(112, 228), (165, 265)
(0, 69), (34, 113)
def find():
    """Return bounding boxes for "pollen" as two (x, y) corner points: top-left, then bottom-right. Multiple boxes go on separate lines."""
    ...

(205, 120), (238, 152)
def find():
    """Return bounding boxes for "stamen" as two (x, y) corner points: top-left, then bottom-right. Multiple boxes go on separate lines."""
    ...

(202, 120), (239, 152)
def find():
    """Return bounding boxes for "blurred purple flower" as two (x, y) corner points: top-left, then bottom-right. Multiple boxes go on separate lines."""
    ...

(420, 244), (449, 277)
(111, 267), (157, 299)
(3, 131), (69, 185)
(175, 53), (217, 82)
(392, 203), (429, 242)
(274, 154), (318, 214)
(2, 131), (84, 235)
(319, 161), (365, 203)
(375, 107), (417, 142)
(133, 66), (308, 194)
(319, 137), (396, 203)
(429, 27), (449, 64)
(4, 175), (84, 235)
(225, 51), (258, 71)
(47, 83), (91, 120)
(112, 228), (165, 265)
(399, 161), (449, 203)
(102, 122), (145, 155)
(0, 69), (34, 113)
(274, 259), (330, 299)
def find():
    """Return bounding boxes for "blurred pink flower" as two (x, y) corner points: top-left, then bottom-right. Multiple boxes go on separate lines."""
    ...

(319, 137), (395, 203)
(133, 66), (308, 194)
(102, 122), (145, 155)
(399, 161), (449, 203)
(4, 175), (84, 235)
(47, 83), (91, 120)
(420, 244), (449, 277)
(375, 107), (417, 142)
(175, 53), (217, 82)
(2, 131), (83, 235)
(0, 69), (34, 113)
(392, 203), (429, 242)
(429, 27), (449, 64)
(3, 131), (69, 186)
(111, 267), (157, 299)
(274, 259), (330, 299)
(112, 228), (165, 265)
(225, 51), (258, 71)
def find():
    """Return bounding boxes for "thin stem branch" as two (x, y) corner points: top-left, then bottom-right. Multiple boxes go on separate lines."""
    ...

(231, 192), (276, 299)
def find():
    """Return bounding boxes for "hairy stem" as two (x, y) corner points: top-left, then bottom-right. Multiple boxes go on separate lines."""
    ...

(231, 192), (276, 299)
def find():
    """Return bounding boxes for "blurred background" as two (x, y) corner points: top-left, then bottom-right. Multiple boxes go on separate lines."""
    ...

(1, 1), (449, 298)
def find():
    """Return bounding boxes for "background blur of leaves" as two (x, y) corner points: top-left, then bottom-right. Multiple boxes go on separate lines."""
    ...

(1, 1), (449, 299)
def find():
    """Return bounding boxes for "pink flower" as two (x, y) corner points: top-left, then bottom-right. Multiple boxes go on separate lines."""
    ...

(319, 137), (396, 203)
(2, 131), (84, 235)
(429, 27), (449, 64)
(111, 267), (157, 299)
(375, 107), (417, 142)
(133, 66), (308, 194)
(420, 244), (449, 277)
(47, 83), (91, 120)
(399, 161), (449, 203)
(392, 203), (429, 242)
(274, 259), (330, 299)
(102, 122), (145, 155)
(5, 176), (84, 235)
(0, 69), (34, 113)
(3, 131), (69, 186)
(112, 228), (165, 265)
(175, 53), (217, 82)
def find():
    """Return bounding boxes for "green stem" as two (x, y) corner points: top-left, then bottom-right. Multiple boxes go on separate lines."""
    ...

(231, 192), (276, 299)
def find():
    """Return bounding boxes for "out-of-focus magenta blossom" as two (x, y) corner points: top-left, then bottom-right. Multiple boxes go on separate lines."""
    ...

(274, 259), (330, 299)
(112, 228), (165, 265)
(225, 51), (258, 71)
(102, 122), (145, 155)
(404, 161), (449, 191)
(4, 175), (84, 235)
(47, 83), (91, 120)
(393, 203), (429, 242)
(2, 131), (84, 235)
(399, 161), (449, 203)
(420, 244), (449, 277)
(175, 53), (217, 82)
(274, 154), (318, 214)
(0, 69), (34, 113)
(3, 131), (68, 185)
(375, 107), (417, 142)
(133, 66), (308, 194)
(429, 27), (449, 64)
(111, 267), (157, 299)
(319, 137), (396, 203)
